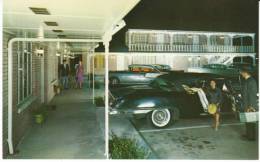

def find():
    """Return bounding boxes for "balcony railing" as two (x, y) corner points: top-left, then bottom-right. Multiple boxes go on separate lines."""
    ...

(128, 44), (254, 53)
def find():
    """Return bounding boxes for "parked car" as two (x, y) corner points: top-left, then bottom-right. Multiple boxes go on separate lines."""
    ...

(153, 64), (172, 72)
(109, 72), (242, 128)
(203, 64), (228, 69)
(109, 64), (167, 86)
(188, 63), (240, 77)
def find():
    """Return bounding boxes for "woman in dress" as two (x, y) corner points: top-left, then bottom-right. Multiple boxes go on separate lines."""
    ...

(206, 80), (222, 131)
(76, 60), (84, 89)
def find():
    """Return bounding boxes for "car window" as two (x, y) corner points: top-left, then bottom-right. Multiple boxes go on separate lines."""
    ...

(131, 66), (141, 72)
(141, 66), (155, 72)
(151, 78), (184, 92)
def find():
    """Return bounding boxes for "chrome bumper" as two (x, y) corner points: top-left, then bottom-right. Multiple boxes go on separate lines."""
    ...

(109, 108), (152, 115)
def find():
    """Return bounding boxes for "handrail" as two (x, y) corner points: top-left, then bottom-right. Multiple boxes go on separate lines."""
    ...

(128, 44), (254, 53)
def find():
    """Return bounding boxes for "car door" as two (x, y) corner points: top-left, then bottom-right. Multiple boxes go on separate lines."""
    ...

(169, 76), (205, 117)
(120, 66), (146, 84)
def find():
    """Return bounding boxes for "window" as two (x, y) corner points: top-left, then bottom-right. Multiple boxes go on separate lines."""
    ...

(18, 42), (32, 105)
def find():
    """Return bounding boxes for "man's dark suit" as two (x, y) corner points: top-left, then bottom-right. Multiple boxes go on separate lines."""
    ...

(241, 76), (258, 140)
(60, 64), (70, 77)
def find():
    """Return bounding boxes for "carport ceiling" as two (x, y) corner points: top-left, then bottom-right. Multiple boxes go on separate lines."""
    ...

(3, 0), (140, 39)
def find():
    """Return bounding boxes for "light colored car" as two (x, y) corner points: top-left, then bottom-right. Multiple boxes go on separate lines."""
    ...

(109, 64), (167, 86)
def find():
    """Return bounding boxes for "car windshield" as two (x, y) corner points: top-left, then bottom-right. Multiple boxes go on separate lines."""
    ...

(150, 77), (183, 92)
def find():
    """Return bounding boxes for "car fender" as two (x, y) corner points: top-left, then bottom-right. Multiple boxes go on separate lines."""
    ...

(134, 96), (177, 110)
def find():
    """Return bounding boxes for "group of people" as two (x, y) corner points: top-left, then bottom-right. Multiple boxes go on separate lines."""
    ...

(184, 65), (257, 140)
(59, 59), (84, 89)
(206, 66), (257, 140)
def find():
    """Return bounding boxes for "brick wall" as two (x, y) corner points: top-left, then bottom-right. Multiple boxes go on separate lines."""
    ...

(2, 33), (51, 158)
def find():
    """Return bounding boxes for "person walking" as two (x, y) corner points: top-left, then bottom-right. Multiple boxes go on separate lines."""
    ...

(76, 60), (84, 89)
(206, 80), (222, 131)
(240, 66), (258, 141)
(74, 63), (79, 88)
(60, 60), (70, 90)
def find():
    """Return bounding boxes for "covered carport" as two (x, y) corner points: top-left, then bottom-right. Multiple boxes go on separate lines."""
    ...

(3, 0), (140, 158)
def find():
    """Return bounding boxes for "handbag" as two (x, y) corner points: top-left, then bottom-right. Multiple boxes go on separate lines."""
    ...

(208, 104), (217, 114)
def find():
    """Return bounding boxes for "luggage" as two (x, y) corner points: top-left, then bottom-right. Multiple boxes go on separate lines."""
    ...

(246, 122), (257, 140)
(239, 112), (259, 123)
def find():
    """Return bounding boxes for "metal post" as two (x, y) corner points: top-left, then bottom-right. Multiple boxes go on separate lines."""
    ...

(252, 35), (255, 53)
(104, 41), (109, 158)
(92, 54), (95, 103)
(87, 52), (91, 88)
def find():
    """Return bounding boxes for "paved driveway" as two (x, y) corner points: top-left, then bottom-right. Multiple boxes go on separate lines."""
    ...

(131, 115), (258, 159)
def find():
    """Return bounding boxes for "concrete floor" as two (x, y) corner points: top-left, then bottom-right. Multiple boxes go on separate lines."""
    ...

(133, 116), (258, 159)
(11, 82), (105, 159)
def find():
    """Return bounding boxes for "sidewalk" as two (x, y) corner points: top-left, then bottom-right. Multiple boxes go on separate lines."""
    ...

(10, 82), (105, 159)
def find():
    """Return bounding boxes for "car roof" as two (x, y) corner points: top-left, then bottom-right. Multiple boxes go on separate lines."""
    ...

(129, 64), (156, 67)
(158, 71), (227, 81)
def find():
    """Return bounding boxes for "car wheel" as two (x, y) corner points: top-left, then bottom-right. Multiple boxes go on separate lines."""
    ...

(149, 109), (172, 128)
(110, 78), (119, 86)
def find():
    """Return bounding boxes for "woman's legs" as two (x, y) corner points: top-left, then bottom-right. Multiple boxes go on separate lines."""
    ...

(213, 112), (220, 131)
(79, 81), (82, 89)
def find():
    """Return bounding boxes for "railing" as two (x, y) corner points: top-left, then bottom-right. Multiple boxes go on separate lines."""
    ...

(128, 44), (254, 53)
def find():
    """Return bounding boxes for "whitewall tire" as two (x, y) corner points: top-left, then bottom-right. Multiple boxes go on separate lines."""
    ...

(150, 109), (171, 128)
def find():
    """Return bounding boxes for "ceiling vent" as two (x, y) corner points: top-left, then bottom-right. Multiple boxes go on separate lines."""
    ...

(53, 30), (63, 33)
(44, 21), (58, 26)
(29, 7), (50, 15)
(57, 35), (66, 38)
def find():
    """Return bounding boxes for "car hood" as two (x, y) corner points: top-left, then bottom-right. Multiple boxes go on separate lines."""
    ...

(110, 85), (154, 99)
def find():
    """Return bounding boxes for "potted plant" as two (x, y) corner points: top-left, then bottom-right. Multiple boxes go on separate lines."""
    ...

(95, 97), (105, 107)
(109, 133), (148, 159)
(33, 107), (48, 124)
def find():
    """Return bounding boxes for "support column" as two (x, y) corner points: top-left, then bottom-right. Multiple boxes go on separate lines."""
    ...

(87, 52), (91, 88)
(252, 35), (255, 53)
(92, 53), (95, 104)
(207, 34), (211, 52)
(104, 41), (110, 158)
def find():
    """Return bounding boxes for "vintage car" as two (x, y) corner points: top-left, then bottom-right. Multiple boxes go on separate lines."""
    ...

(153, 64), (172, 72)
(109, 72), (242, 128)
(109, 64), (167, 86)
(187, 64), (240, 77)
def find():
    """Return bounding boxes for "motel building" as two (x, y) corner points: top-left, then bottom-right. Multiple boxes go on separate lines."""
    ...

(2, 0), (140, 159)
(1, 0), (258, 160)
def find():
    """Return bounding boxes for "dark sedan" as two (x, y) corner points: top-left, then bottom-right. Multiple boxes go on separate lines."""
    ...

(109, 72), (242, 128)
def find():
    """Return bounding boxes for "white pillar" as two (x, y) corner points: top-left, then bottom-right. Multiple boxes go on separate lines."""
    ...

(92, 54), (95, 103)
(104, 41), (109, 158)
(252, 35), (255, 52)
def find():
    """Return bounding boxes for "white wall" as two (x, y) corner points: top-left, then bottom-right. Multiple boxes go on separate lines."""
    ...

(45, 43), (59, 103)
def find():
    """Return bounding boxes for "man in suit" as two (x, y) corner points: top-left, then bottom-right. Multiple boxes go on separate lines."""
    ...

(60, 60), (70, 89)
(240, 66), (258, 141)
